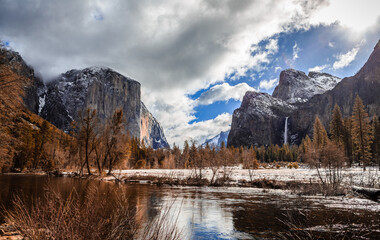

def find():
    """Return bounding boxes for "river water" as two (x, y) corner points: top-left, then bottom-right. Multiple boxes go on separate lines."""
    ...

(0, 174), (379, 239)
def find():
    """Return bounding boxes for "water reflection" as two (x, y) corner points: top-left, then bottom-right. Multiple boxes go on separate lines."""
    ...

(1, 175), (379, 239)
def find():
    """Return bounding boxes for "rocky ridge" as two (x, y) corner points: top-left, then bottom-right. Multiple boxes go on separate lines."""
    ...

(228, 92), (295, 146)
(202, 130), (230, 149)
(40, 66), (169, 149)
(228, 40), (380, 147)
(272, 69), (341, 103)
(140, 102), (169, 149)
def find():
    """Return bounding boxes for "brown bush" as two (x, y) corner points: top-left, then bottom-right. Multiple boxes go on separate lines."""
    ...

(3, 183), (183, 240)
(305, 143), (347, 195)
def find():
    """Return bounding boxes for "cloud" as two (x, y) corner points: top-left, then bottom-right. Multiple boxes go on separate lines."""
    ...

(328, 42), (334, 48)
(292, 42), (300, 61)
(196, 83), (256, 106)
(230, 37), (279, 80)
(259, 78), (278, 90)
(167, 113), (232, 146)
(309, 0), (380, 34)
(332, 47), (360, 69)
(0, 0), (349, 145)
(308, 64), (329, 72)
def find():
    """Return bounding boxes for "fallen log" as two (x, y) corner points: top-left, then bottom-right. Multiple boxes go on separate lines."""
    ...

(352, 186), (380, 202)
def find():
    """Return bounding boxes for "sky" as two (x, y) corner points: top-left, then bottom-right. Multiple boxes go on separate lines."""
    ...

(1, 0), (380, 147)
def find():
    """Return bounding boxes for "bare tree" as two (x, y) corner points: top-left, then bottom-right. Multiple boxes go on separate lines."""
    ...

(77, 108), (99, 175)
(243, 147), (259, 182)
(305, 142), (346, 194)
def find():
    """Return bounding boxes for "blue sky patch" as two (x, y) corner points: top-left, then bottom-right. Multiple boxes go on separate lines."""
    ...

(189, 24), (379, 124)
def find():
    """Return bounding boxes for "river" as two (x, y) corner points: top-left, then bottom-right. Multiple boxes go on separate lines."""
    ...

(0, 174), (379, 239)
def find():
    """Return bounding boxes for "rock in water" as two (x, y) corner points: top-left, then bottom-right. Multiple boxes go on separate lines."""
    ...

(41, 66), (169, 149)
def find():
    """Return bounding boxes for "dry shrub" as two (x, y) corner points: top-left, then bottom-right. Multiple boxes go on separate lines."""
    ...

(277, 209), (374, 240)
(3, 183), (183, 240)
(305, 143), (347, 195)
(135, 159), (146, 169)
(140, 200), (184, 240)
(287, 162), (299, 169)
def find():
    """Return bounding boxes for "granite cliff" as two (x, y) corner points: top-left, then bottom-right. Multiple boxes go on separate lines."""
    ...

(228, 40), (380, 148)
(40, 67), (169, 149)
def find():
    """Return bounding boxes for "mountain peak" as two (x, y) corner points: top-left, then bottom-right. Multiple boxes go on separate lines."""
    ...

(355, 39), (380, 79)
(273, 68), (340, 103)
(202, 130), (230, 149)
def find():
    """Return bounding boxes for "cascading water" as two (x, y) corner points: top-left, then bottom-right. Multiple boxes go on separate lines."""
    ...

(284, 117), (289, 145)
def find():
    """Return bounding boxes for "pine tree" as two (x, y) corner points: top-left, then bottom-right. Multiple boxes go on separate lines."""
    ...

(330, 104), (344, 146)
(189, 141), (199, 169)
(371, 115), (380, 168)
(32, 120), (51, 169)
(182, 140), (190, 168)
(313, 116), (329, 149)
(342, 117), (353, 165)
(351, 95), (372, 169)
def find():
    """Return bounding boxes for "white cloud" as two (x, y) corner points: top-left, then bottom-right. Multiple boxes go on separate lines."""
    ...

(196, 83), (255, 106)
(259, 78), (278, 90)
(275, 66), (282, 72)
(1, 0), (364, 145)
(332, 47), (360, 69)
(230, 38), (279, 80)
(328, 42), (334, 48)
(308, 64), (329, 72)
(167, 113), (232, 146)
(292, 42), (300, 61)
(309, 0), (380, 34)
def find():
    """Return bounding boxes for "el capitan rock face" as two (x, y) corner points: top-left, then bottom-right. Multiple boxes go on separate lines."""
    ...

(228, 40), (380, 148)
(40, 67), (169, 149)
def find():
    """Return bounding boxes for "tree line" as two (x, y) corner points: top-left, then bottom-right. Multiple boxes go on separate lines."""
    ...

(3, 93), (379, 174)
(299, 95), (380, 170)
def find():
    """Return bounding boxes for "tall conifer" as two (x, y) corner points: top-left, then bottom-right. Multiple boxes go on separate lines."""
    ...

(330, 104), (344, 146)
(313, 116), (328, 149)
(351, 95), (372, 169)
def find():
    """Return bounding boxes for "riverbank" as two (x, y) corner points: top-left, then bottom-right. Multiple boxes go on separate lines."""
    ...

(58, 165), (380, 201)
(3, 165), (379, 201)
(95, 166), (380, 187)
(1, 171), (380, 239)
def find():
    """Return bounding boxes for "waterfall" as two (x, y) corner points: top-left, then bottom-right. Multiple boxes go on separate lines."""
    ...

(284, 117), (289, 145)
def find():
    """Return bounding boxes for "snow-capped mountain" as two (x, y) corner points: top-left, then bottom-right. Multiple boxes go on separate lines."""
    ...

(202, 130), (230, 149)
(40, 66), (169, 149)
(272, 69), (341, 103)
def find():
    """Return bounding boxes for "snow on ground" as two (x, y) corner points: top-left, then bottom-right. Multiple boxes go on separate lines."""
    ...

(101, 166), (380, 187)
(62, 166), (380, 212)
